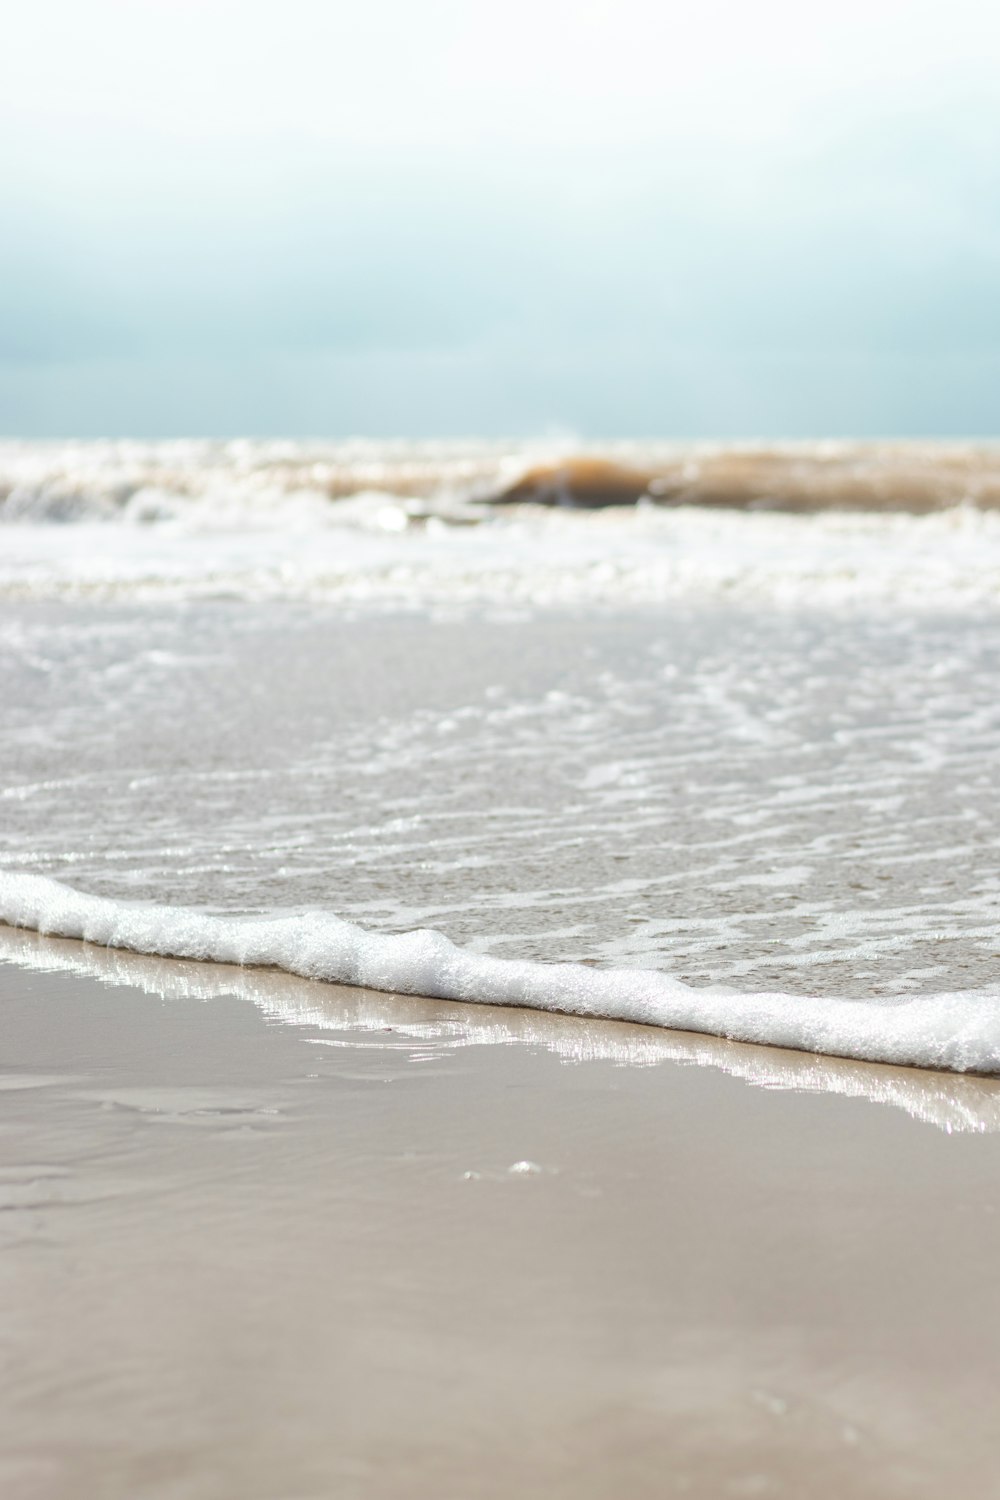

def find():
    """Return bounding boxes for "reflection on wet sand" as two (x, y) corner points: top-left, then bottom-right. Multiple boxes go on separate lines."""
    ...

(4, 924), (999, 1136)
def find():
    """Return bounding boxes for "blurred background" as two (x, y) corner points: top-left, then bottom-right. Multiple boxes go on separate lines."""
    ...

(2, 0), (999, 438)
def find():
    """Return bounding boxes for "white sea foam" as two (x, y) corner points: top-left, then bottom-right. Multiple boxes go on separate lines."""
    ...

(2, 871), (998, 1075)
(2, 505), (1000, 610)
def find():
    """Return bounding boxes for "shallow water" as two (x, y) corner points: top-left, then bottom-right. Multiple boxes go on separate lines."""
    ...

(2, 600), (999, 1003)
(3, 440), (1000, 1070)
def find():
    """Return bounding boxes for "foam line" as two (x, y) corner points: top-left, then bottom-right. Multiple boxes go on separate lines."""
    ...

(2, 872), (998, 1074)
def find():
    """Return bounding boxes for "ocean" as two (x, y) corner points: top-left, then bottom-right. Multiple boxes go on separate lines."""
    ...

(3, 438), (1000, 1073)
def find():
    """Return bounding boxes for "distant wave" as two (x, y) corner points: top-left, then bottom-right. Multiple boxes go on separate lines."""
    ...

(2, 872), (999, 1075)
(4, 439), (1000, 524)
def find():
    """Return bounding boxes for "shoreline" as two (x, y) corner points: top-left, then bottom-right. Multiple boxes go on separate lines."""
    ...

(3, 872), (1000, 1078)
(4, 924), (1000, 1133)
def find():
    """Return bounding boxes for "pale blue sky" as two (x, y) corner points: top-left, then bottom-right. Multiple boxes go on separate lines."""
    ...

(3, 0), (1000, 437)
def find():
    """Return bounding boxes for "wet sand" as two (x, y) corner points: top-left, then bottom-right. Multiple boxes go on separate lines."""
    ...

(3, 936), (1000, 1499)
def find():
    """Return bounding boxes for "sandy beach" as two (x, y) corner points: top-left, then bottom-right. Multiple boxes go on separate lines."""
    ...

(4, 932), (1000, 1499)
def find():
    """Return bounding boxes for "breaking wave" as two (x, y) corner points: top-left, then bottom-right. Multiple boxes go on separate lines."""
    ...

(3, 446), (1000, 608)
(4, 439), (1000, 525)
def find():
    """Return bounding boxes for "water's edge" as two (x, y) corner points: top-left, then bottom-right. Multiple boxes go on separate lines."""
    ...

(2, 872), (998, 1076)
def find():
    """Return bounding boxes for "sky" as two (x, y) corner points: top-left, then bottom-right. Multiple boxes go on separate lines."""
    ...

(2, 0), (1000, 438)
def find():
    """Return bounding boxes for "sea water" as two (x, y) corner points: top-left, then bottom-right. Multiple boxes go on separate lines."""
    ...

(2, 440), (999, 1071)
